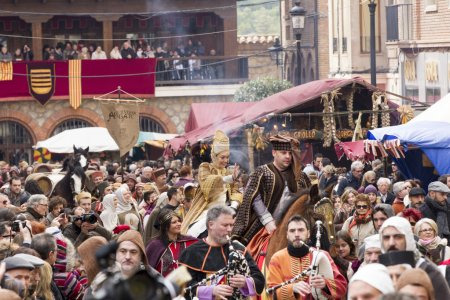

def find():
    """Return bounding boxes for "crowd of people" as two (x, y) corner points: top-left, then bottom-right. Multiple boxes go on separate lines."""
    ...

(0, 129), (449, 299)
(0, 39), (224, 81)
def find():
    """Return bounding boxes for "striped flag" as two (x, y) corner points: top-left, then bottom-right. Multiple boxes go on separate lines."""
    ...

(0, 61), (13, 81)
(69, 59), (82, 109)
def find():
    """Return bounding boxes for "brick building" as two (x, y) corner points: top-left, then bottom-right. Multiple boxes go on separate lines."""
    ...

(280, 0), (329, 84)
(385, 0), (450, 103)
(0, 0), (258, 163)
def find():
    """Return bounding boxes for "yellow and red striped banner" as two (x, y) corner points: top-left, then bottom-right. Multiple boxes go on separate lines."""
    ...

(69, 59), (82, 109)
(0, 61), (13, 81)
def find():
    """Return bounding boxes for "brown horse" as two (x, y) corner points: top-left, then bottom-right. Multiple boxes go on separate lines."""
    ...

(264, 184), (322, 266)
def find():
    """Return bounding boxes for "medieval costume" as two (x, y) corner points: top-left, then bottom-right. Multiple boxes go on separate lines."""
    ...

(232, 135), (310, 245)
(146, 211), (197, 277)
(181, 130), (242, 237)
(179, 238), (265, 300)
(267, 245), (347, 300)
(115, 185), (142, 232)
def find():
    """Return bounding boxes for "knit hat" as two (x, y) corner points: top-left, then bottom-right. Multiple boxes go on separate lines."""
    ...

(379, 216), (416, 253)
(212, 130), (230, 155)
(350, 263), (394, 294)
(364, 184), (378, 195)
(117, 229), (148, 265)
(78, 236), (108, 283)
(397, 268), (435, 300)
(364, 234), (381, 250)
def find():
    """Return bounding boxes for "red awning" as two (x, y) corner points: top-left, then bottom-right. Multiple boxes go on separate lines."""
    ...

(169, 77), (389, 152)
(334, 140), (375, 162)
(185, 102), (255, 132)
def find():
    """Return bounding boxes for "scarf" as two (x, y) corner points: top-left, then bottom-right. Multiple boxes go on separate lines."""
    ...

(425, 197), (450, 237)
(100, 194), (119, 231)
(27, 206), (44, 219)
(419, 236), (448, 250)
(115, 184), (132, 214)
(287, 243), (310, 258)
(348, 209), (373, 231)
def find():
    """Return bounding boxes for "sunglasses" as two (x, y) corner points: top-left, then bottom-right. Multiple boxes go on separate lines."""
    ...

(356, 205), (369, 209)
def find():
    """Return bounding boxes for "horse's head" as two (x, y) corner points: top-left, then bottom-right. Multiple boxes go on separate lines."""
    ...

(73, 145), (89, 169)
(71, 172), (83, 195)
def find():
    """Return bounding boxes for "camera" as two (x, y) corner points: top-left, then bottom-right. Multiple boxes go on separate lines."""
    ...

(72, 213), (97, 224)
(11, 220), (27, 232)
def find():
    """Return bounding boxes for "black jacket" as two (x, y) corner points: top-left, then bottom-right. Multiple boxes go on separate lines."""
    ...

(337, 172), (361, 196)
(378, 191), (395, 205)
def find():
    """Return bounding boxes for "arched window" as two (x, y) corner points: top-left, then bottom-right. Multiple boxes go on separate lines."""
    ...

(139, 116), (165, 133)
(0, 121), (33, 164)
(52, 119), (93, 136)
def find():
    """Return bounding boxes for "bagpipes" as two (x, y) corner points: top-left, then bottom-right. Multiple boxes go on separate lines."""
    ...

(184, 236), (250, 300)
(266, 221), (334, 300)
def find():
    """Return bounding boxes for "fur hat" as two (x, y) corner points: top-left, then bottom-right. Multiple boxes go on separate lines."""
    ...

(396, 268), (435, 300)
(212, 130), (229, 155)
(117, 229), (148, 266)
(77, 236), (108, 283)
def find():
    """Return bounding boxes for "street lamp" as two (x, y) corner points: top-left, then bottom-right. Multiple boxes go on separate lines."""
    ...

(369, 0), (377, 86)
(268, 38), (282, 67)
(290, 0), (306, 86)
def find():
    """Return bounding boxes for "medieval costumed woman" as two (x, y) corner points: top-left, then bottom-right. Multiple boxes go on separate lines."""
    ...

(115, 184), (143, 232)
(180, 130), (242, 237)
(146, 209), (197, 276)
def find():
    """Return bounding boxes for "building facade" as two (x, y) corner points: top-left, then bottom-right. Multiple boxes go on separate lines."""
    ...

(328, 0), (390, 89)
(280, 0), (329, 84)
(386, 0), (450, 103)
(0, 0), (251, 163)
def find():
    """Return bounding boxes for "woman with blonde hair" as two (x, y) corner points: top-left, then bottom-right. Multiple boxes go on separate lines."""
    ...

(35, 261), (54, 300)
(415, 218), (450, 264)
(334, 188), (358, 231)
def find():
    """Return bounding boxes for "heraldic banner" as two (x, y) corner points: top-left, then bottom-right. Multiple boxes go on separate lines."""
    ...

(100, 102), (140, 157)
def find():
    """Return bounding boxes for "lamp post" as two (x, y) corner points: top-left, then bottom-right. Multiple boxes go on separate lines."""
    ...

(290, 0), (306, 86)
(268, 38), (283, 78)
(369, 0), (377, 86)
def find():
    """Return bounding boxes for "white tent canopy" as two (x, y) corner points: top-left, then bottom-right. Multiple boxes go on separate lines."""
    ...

(35, 127), (177, 153)
(35, 127), (119, 153)
(409, 93), (450, 124)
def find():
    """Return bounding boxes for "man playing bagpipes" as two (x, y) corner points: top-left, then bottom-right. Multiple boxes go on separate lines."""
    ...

(179, 204), (265, 300)
(266, 215), (347, 300)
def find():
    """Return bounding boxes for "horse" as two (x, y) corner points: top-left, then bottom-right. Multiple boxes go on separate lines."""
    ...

(52, 146), (89, 207)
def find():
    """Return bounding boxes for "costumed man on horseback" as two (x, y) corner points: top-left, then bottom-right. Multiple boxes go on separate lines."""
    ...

(232, 135), (310, 262)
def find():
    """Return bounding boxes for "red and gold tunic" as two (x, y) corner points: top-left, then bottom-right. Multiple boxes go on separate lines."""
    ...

(267, 248), (347, 300)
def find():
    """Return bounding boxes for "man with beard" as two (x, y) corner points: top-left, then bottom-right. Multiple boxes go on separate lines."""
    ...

(407, 187), (426, 209)
(5, 177), (30, 206)
(267, 215), (347, 299)
(379, 216), (450, 299)
(179, 205), (264, 300)
(232, 135), (310, 245)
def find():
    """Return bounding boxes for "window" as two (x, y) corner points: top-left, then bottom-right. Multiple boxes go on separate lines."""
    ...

(426, 88), (440, 104)
(405, 87), (419, 104)
(425, 0), (437, 12)
(342, 37), (347, 53)
(52, 119), (93, 136)
(333, 38), (338, 53)
(140, 116), (165, 133)
(0, 121), (33, 164)
(360, 1), (381, 53)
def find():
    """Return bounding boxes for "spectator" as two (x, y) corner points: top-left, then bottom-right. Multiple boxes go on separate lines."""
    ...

(334, 188), (357, 231)
(348, 263), (395, 300)
(415, 218), (450, 264)
(362, 234), (382, 266)
(303, 153), (323, 178)
(99, 194), (118, 231)
(91, 46), (107, 59)
(392, 181), (408, 215)
(364, 184), (380, 206)
(377, 177), (395, 204)
(79, 47), (90, 60)
(3, 256), (35, 293)
(407, 187), (426, 209)
(337, 161), (364, 196)
(318, 164), (338, 198)
(361, 170), (377, 189)
(0, 45), (12, 62)
(46, 196), (67, 224)
(396, 268), (435, 300)
(23, 194), (48, 224)
(4, 176), (29, 206)
(110, 45), (122, 59)
(22, 44), (33, 61)
(12, 48), (22, 61)
(438, 174), (450, 189)
(372, 203), (395, 232)
(54, 44), (64, 60)
(419, 181), (450, 240)
(331, 231), (359, 281)
(120, 41), (136, 59)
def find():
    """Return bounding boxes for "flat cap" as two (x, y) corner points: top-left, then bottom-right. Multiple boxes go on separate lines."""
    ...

(409, 187), (426, 197)
(4, 256), (35, 271)
(428, 181), (450, 194)
(14, 254), (45, 267)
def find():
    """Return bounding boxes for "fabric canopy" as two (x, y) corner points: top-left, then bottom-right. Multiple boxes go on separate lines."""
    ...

(170, 77), (382, 152)
(185, 102), (255, 132)
(334, 140), (374, 161)
(368, 93), (450, 175)
(35, 127), (175, 153)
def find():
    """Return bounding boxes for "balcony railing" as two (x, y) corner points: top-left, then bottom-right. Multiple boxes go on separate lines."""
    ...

(154, 56), (249, 86)
(386, 4), (413, 42)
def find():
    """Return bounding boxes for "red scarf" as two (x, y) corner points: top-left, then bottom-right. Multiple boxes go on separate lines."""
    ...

(348, 209), (372, 231)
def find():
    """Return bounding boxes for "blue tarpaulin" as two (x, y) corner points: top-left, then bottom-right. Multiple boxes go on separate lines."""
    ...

(368, 94), (450, 177)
